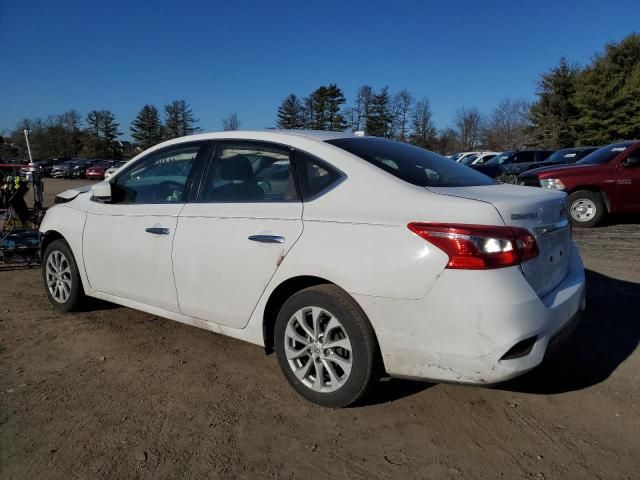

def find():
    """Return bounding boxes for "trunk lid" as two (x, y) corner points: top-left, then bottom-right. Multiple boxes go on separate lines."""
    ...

(428, 184), (571, 298)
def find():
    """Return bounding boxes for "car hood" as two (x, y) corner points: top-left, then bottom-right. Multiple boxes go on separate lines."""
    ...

(55, 184), (92, 203)
(521, 163), (596, 177)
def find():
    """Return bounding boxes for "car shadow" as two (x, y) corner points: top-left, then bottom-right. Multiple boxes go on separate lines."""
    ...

(500, 269), (639, 394)
(601, 212), (640, 226)
(361, 378), (435, 406)
(75, 297), (122, 312)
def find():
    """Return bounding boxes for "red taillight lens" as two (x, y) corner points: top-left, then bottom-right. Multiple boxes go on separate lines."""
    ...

(408, 223), (539, 270)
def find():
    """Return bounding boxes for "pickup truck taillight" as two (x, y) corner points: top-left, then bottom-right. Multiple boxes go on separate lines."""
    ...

(408, 223), (539, 270)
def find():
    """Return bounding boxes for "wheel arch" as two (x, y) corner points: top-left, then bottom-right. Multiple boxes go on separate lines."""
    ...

(40, 230), (65, 257)
(567, 186), (611, 213)
(261, 275), (382, 360)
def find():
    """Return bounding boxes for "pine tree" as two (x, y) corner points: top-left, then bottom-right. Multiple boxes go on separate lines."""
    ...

(131, 104), (163, 149)
(163, 100), (201, 139)
(276, 94), (305, 129)
(84, 110), (121, 158)
(529, 58), (579, 148)
(573, 34), (640, 144)
(306, 84), (347, 131)
(366, 87), (392, 137)
(99, 110), (122, 157)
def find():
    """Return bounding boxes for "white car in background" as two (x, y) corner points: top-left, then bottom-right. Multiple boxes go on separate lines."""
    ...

(460, 151), (500, 165)
(39, 131), (585, 407)
(103, 160), (126, 180)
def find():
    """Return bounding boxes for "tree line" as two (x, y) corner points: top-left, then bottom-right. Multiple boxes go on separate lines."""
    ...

(276, 33), (639, 152)
(1, 33), (637, 161)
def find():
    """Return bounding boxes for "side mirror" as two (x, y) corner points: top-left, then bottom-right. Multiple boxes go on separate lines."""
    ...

(622, 155), (640, 167)
(90, 181), (112, 202)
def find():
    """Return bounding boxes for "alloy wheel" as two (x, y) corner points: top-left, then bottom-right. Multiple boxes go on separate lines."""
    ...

(46, 250), (72, 303)
(284, 306), (353, 393)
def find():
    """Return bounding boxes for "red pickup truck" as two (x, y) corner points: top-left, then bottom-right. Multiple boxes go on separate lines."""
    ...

(518, 141), (640, 227)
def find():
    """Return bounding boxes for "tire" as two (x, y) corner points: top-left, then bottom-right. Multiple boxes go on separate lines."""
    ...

(42, 239), (85, 312)
(568, 190), (605, 228)
(274, 284), (378, 408)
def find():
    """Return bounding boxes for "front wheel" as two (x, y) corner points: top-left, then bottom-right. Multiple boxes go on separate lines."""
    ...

(274, 285), (378, 408)
(568, 190), (605, 228)
(43, 239), (85, 312)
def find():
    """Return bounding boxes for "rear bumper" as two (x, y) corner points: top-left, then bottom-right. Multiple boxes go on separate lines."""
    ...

(354, 244), (586, 384)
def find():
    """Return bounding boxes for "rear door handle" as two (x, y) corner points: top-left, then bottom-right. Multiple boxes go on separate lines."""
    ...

(248, 235), (285, 244)
(145, 227), (171, 235)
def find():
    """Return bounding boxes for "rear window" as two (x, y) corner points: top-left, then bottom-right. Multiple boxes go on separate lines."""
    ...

(326, 137), (495, 187)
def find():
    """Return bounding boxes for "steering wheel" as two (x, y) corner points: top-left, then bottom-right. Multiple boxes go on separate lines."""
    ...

(154, 180), (184, 202)
(257, 178), (272, 193)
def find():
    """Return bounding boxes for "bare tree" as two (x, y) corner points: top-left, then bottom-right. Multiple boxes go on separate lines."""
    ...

(393, 89), (414, 141)
(454, 106), (484, 150)
(350, 85), (374, 132)
(410, 98), (436, 148)
(484, 98), (530, 150)
(222, 112), (241, 131)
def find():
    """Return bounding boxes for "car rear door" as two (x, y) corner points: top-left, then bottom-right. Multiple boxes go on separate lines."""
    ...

(82, 141), (208, 313)
(172, 140), (303, 329)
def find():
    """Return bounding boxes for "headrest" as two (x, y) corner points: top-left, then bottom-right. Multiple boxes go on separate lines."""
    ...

(220, 155), (253, 181)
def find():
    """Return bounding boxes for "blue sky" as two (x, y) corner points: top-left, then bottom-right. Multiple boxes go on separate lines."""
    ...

(1, 0), (638, 137)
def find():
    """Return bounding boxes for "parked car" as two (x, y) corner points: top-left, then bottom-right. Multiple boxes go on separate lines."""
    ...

(104, 161), (127, 180)
(518, 141), (640, 227)
(449, 151), (497, 165)
(459, 152), (499, 165)
(471, 150), (555, 179)
(40, 131), (585, 407)
(51, 160), (79, 178)
(69, 160), (97, 178)
(85, 160), (116, 180)
(498, 147), (599, 183)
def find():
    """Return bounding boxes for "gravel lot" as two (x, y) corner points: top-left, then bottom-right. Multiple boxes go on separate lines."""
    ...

(1, 178), (638, 479)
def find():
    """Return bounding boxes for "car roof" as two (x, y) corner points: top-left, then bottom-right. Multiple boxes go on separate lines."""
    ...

(159, 129), (359, 145)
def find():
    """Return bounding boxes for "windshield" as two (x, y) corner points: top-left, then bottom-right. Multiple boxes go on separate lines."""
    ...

(460, 154), (478, 165)
(545, 149), (579, 163)
(578, 142), (635, 165)
(484, 152), (514, 165)
(326, 137), (495, 187)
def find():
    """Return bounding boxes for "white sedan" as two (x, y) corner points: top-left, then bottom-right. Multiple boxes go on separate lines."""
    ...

(40, 130), (585, 407)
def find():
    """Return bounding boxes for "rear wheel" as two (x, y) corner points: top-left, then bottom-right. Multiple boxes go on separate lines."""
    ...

(568, 190), (605, 227)
(274, 284), (378, 408)
(43, 239), (85, 312)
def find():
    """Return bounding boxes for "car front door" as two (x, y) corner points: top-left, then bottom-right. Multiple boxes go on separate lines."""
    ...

(615, 147), (640, 211)
(172, 141), (303, 329)
(82, 142), (208, 313)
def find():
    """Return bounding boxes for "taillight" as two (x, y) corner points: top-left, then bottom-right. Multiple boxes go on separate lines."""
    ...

(407, 223), (539, 270)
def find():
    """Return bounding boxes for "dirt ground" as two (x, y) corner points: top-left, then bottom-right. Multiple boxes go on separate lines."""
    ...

(1, 178), (638, 479)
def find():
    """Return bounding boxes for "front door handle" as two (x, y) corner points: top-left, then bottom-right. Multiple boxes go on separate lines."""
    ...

(145, 227), (171, 235)
(248, 235), (285, 244)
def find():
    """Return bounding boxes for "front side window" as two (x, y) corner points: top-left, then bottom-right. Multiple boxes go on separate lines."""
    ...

(112, 143), (202, 204)
(199, 143), (297, 202)
(327, 137), (495, 187)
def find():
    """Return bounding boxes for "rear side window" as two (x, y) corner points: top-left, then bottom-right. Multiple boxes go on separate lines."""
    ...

(326, 137), (495, 187)
(514, 151), (535, 163)
(294, 150), (343, 200)
(199, 142), (298, 202)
